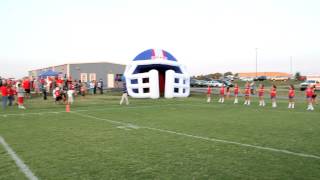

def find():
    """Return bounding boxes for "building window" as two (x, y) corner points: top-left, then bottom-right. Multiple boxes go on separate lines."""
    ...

(89, 73), (96, 81)
(80, 73), (88, 82)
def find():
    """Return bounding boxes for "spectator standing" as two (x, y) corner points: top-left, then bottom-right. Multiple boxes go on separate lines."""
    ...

(250, 81), (256, 95)
(89, 81), (95, 95)
(23, 78), (31, 98)
(120, 82), (129, 105)
(98, 79), (104, 94)
(17, 83), (26, 109)
(93, 80), (97, 95)
(1, 82), (8, 110)
(7, 84), (15, 106)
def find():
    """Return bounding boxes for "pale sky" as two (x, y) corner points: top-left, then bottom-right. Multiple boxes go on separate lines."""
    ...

(0, 0), (319, 78)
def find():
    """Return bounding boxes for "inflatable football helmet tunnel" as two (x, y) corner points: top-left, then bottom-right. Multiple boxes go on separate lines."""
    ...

(124, 49), (190, 99)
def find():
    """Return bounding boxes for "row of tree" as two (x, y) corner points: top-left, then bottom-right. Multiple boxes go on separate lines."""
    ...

(192, 72), (238, 80)
(192, 72), (304, 81)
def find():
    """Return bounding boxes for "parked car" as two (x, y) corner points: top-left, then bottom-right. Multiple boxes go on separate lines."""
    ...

(205, 80), (223, 87)
(190, 79), (206, 87)
(254, 76), (267, 81)
(217, 80), (234, 87)
(299, 80), (319, 91)
(240, 77), (254, 82)
(271, 76), (289, 81)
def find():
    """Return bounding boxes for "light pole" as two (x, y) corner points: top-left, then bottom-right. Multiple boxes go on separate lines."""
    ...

(290, 56), (293, 76)
(255, 48), (258, 78)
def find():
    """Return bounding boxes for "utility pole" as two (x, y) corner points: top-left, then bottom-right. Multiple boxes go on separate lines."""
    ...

(255, 48), (258, 77)
(290, 56), (293, 75)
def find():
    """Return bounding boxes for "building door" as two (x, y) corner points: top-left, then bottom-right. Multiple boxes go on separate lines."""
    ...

(107, 74), (114, 88)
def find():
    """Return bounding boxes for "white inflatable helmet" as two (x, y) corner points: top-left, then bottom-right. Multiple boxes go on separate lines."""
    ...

(124, 49), (190, 99)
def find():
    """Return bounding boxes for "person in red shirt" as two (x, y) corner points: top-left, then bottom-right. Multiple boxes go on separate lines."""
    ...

(233, 83), (239, 104)
(270, 85), (277, 108)
(55, 87), (62, 104)
(1, 82), (8, 110)
(206, 85), (212, 103)
(288, 85), (295, 109)
(244, 82), (251, 106)
(7, 84), (16, 106)
(258, 84), (265, 107)
(306, 85), (314, 111)
(22, 78), (31, 98)
(218, 85), (225, 103)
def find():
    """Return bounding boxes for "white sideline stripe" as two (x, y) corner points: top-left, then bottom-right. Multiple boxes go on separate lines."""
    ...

(73, 112), (320, 160)
(0, 103), (188, 117)
(0, 136), (38, 180)
(0, 103), (318, 118)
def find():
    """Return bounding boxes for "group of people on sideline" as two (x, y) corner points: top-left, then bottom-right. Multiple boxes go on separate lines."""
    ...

(207, 82), (318, 111)
(0, 76), (106, 110)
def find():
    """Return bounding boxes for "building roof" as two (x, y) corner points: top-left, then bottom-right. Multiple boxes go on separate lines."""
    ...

(29, 61), (125, 72)
(238, 72), (291, 77)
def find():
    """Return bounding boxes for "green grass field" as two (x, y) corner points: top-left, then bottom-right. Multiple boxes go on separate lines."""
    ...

(0, 93), (320, 180)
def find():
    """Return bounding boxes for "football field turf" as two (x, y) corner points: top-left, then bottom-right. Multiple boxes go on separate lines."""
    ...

(0, 94), (320, 179)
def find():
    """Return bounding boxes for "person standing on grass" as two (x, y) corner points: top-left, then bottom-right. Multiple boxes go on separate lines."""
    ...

(258, 84), (265, 107)
(80, 82), (86, 97)
(67, 82), (75, 104)
(288, 84), (295, 109)
(233, 83), (239, 104)
(270, 84), (277, 108)
(23, 78), (31, 99)
(218, 85), (225, 103)
(244, 82), (251, 106)
(226, 86), (231, 99)
(98, 79), (104, 94)
(89, 81), (95, 95)
(7, 84), (15, 106)
(250, 81), (256, 95)
(120, 82), (129, 105)
(306, 85), (314, 111)
(312, 85), (317, 105)
(17, 83), (26, 109)
(1, 82), (8, 110)
(40, 79), (47, 100)
(206, 85), (212, 103)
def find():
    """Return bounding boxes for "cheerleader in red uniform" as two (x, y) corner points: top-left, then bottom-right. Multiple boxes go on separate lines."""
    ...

(258, 84), (265, 107)
(306, 85), (314, 111)
(288, 85), (295, 109)
(233, 83), (239, 104)
(218, 85), (225, 103)
(206, 85), (212, 103)
(270, 85), (277, 108)
(244, 82), (251, 105)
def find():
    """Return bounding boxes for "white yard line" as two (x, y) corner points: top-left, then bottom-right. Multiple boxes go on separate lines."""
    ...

(0, 136), (39, 180)
(73, 112), (320, 160)
(0, 103), (318, 118)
